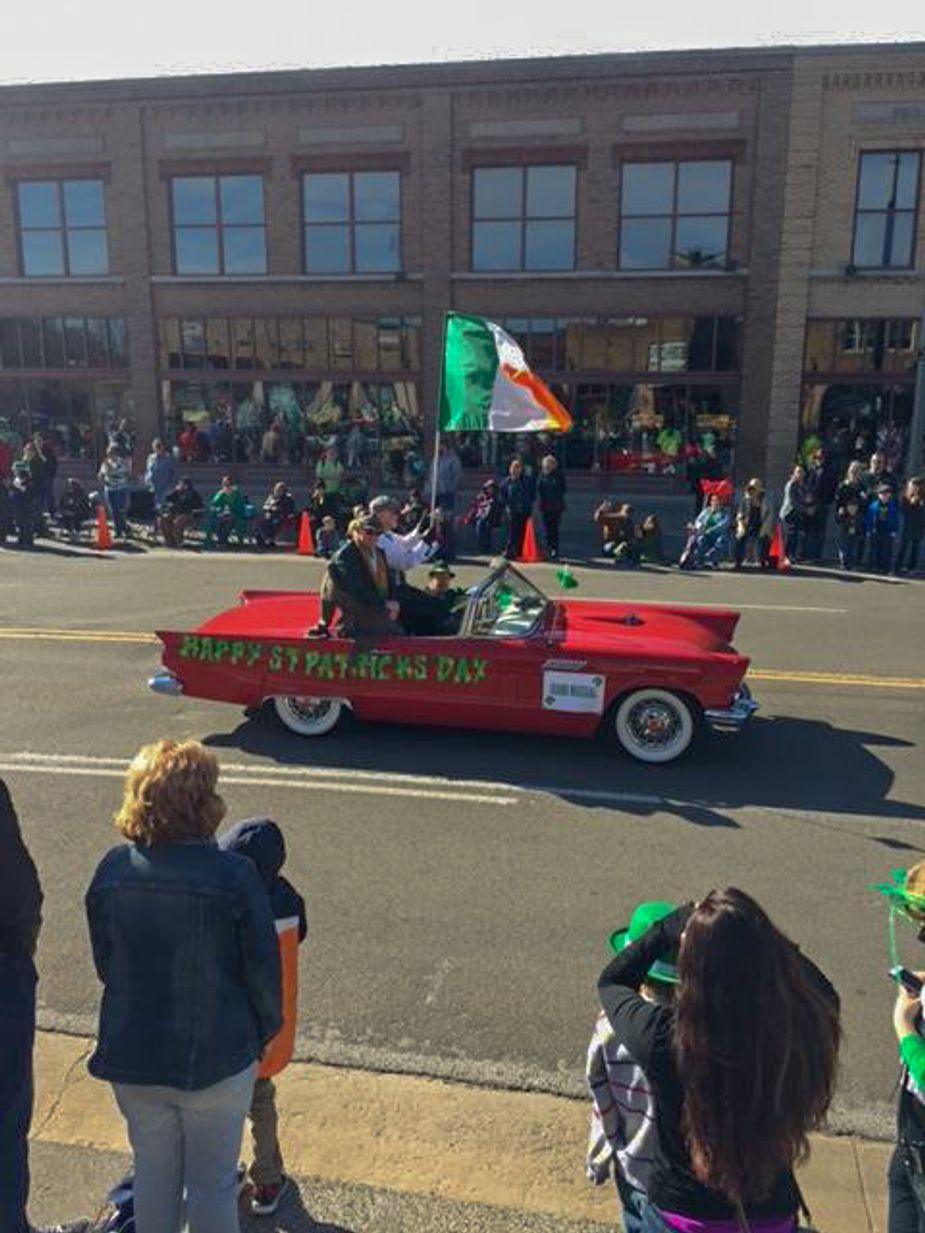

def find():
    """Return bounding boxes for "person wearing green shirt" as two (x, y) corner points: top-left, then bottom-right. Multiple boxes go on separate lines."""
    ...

(316, 447), (344, 496)
(204, 476), (250, 548)
(890, 862), (925, 1231)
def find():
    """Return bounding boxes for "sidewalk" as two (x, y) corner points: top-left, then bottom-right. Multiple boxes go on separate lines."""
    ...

(30, 1030), (889, 1232)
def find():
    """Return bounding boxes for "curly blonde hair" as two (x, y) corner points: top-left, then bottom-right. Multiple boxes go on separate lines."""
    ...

(115, 739), (226, 846)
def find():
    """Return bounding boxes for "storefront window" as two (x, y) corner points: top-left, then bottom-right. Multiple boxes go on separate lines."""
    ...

(0, 377), (130, 460)
(799, 381), (914, 473)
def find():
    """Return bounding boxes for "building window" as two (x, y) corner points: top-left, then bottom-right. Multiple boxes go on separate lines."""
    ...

(171, 176), (267, 275)
(0, 317), (129, 370)
(16, 180), (109, 277)
(472, 165), (576, 272)
(302, 172), (401, 274)
(619, 160), (732, 270)
(852, 152), (920, 269)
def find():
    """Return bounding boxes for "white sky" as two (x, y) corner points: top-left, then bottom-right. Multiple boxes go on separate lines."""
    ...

(1, 0), (923, 86)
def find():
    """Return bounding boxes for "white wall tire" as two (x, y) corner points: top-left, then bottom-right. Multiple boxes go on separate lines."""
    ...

(273, 696), (346, 737)
(611, 689), (696, 764)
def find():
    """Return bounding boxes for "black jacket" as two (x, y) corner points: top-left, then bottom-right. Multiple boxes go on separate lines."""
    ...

(328, 539), (394, 614)
(598, 906), (838, 1221)
(536, 469), (567, 513)
(0, 780), (43, 958)
(500, 473), (536, 517)
(86, 839), (282, 1090)
(219, 818), (307, 944)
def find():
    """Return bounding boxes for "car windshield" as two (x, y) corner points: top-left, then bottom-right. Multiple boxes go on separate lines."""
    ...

(467, 562), (549, 639)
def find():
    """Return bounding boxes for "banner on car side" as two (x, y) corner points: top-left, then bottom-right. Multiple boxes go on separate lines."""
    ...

(542, 671), (605, 714)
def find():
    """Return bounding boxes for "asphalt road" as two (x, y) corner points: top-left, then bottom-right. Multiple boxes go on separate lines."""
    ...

(1, 543), (923, 1138)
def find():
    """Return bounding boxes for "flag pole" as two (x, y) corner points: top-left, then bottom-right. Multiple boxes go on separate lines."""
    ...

(429, 311), (450, 518)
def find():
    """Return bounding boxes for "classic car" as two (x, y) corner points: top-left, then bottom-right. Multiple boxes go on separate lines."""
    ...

(148, 560), (757, 764)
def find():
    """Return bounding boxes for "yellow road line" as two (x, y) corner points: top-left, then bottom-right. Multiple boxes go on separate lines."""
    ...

(749, 669), (925, 690)
(0, 627), (922, 690)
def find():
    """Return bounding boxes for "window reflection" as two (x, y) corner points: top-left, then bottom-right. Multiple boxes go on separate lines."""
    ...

(619, 159), (732, 270)
(303, 171), (401, 274)
(17, 179), (109, 277)
(472, 165), (576, 271)
(171, 175), (267, 275)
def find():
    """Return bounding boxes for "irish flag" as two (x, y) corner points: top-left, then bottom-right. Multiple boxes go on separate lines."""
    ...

(439, 313), (573, 433)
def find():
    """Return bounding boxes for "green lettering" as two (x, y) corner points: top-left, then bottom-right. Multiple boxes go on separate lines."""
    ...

(246, 642), (264, 667)
(335, 653), (351, 679)
(470, 658), (488, 684)
(318, 654), (336, 680)
(303, 652), (321, 678)
(454, 658), (472, 684)
(286, 647), (301, 672)
(198, 636), (215, 661)
(395, 655), (414, 680)
(414, 655), (429, 681)
(373, 654), (393, 681)
(213, 640), (231, 663)
(353, 654), (372, 679)
(179, 634), (200, 660)
(268, 645), (283, 672)
(229, 641), (245, 665)
(436, 656), (455, 682)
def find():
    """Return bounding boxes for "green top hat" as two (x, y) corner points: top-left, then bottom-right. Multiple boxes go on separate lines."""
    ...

(609, 900), (680, 985)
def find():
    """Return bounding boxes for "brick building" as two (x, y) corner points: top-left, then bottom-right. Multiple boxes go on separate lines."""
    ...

(0, 42), (922, 492)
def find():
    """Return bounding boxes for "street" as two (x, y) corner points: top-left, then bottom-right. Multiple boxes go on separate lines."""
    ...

(2, 545), (923, 1148)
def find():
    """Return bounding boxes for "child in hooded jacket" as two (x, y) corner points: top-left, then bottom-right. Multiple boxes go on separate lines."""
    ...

(220, 818), (307, 1216)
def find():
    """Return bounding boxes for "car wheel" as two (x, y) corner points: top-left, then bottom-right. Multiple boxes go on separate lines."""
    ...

(272, 695), (347, 737)
(611, 689), (696, 764)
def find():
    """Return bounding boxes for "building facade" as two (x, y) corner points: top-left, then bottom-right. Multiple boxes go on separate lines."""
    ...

(0, 43), (922, 489)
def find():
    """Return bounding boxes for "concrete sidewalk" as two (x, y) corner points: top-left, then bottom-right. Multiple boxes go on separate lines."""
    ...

(30, 1030), (889, 1232)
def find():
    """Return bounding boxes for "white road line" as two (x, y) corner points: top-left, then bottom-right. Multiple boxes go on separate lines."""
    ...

(3, 753), (920, 825)
(0, 762), (517, 807)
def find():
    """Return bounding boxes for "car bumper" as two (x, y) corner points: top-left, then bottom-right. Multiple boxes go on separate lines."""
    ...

(148, 671), (184, 697)
(704, 684), (758, 733)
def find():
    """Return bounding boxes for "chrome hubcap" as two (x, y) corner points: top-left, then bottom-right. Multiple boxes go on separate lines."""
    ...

(626, 700), (681, 748)
(287, 698), (332, 724)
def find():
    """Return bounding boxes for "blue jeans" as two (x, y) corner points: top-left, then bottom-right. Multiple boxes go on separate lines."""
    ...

(639, 1201), (672, 1231)
(113, 1062), (257, 1233)
(107, 487), (129, 538)
(0, 955), (37, 1233)
(615, 1176), (647, 1233)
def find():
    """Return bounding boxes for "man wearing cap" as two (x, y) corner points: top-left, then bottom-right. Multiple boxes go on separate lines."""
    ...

(425, 564), (469, 636)
(323, 517), (402, 639)
(586, 902), (679, 1233)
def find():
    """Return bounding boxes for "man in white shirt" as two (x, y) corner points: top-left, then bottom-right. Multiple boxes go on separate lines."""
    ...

(369, 495), (442, 634)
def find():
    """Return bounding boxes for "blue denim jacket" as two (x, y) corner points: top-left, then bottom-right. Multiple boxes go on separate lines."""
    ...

(85, 840), (282, 1091)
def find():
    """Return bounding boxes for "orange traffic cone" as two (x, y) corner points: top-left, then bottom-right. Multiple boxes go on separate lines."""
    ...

(518, 516), (544, 563)
(95, 503), (113, 551)
(297, 511), (315, 556)
(768, 523), (790, 573)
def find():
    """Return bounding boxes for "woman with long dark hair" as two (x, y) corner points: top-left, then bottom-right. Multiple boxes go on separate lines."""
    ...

(598, 888), (840, 1232)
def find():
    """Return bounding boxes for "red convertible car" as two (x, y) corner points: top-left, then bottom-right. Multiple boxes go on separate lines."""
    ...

(148, 561), (757, 764)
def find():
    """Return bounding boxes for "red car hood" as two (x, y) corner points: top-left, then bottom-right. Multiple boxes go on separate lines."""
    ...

(553, 600), (742, 656)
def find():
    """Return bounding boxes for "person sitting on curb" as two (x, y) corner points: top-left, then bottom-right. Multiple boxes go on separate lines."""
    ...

(254, 482), (296, 550)
(594, 500), (637, 565)
(158, 478), (204, 549)
(679, 494), (730, 570)
(204, 476), (251, 550)
(219, 818), (307, 1217)
(586, 902), (679, 1233)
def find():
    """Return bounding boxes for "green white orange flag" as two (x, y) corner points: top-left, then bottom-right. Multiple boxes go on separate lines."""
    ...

(439, 312), (573, 433)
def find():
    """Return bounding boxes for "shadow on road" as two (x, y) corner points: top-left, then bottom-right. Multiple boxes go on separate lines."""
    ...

(244, 1185), (355, 1233)
(205, 709), (921, 829)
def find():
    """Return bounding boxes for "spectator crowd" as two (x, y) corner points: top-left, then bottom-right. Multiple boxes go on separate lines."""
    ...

(1, 423), (922, 578)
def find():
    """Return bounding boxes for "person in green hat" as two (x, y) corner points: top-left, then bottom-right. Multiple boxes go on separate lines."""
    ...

(586, 902), (679, 1233)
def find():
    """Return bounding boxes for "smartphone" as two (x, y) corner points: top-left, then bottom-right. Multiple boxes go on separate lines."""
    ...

(890, 965), (924, 995)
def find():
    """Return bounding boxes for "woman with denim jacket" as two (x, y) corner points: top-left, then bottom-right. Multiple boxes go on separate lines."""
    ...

(85, 740), (282, 1233)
